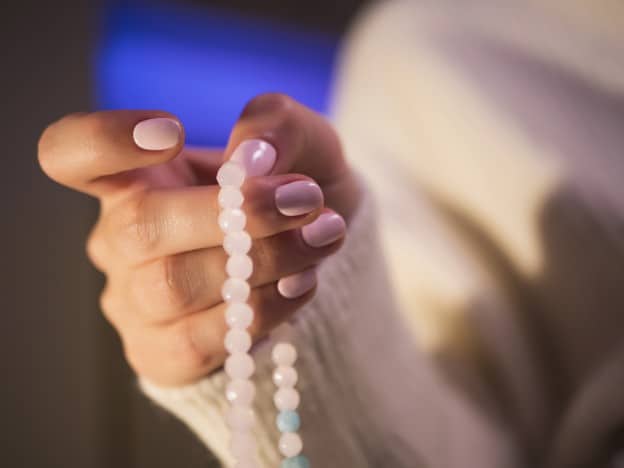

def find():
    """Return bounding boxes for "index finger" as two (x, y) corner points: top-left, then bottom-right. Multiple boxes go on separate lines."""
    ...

(38, 110), (185, 197)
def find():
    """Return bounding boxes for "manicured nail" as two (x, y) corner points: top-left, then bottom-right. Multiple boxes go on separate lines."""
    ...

(275, 180), (324, 216)
(230, 139), (276, 176)
(301, 212), (346, 248)
(133, 118), (181, 150)
(277, 268), (317, 299)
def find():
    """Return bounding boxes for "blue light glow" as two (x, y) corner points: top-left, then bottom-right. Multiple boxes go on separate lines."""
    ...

(95, 3), (339, 146)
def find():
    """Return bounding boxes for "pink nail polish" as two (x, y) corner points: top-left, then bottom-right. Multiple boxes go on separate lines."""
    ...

(277, 268), (317, 299)
(275, 181), (324, 216)
(301, 212), (346, 248)
(230, 139), (276, 176)
(133, 118), (181, 150)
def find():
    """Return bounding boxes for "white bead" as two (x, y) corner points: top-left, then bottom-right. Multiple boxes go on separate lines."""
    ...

(222, 279), (251, 302)
(226, 405), (255, 430)
(224, 231), (252, 255)
(225, 303), (254, 329)
(278, 432), (303, 458)
(272, 366), (298, 387)
(217, 161), (246, 187)
(272, 343), (297, 366)
(274, 387), (300, 411)
(219, 186), (244, 208)
(225, 353), (255, 379)
(229, 431), (257, 457)
(225, 329), (252, 353)
(226, 379), (256, 405)
(227, 254), (253, 280)
(218, 208), (247, 233)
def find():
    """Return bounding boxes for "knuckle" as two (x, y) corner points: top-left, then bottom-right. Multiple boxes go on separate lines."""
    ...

(114, 192), (159, 257)
(37, 120), (66, 180)
(37, 113), (92, 182)
(241, 93), (295, 120)
(85, 223), (107, 271)
(99, 284), (118, 324)
(143, 256), (195, 315)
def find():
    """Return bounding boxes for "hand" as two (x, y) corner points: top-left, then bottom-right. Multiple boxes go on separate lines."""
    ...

(38, 93), (360, 386)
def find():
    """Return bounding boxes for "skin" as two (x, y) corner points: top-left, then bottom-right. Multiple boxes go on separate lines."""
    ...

(38, 93), (361, 387)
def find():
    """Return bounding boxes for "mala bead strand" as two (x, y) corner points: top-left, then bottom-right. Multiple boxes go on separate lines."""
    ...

(218, 159), (259, 468)
(219, 156), (309, 468)
(272, 343), (310, 468)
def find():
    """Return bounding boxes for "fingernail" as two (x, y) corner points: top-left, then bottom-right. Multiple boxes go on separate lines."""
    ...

(275, 180), (324, 216)
(301, 212), (346, 248)
(230, 139), (276, 176)
(277, 268), (317, 299)
(133, 118), (181, 150)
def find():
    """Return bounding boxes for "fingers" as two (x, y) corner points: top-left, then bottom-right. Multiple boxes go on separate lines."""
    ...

(225, 93), (361, 220)
(226, 94), (345, 185)
(117, 272), (317, 386)
(38, 110), (185, 196)
(127, 216), (344, 323)
(93, 174), (325, 264)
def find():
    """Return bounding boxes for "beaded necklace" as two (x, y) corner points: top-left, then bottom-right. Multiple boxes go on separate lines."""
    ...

(217, 158), (309, 468)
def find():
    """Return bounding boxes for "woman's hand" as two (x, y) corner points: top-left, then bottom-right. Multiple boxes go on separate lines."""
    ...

(38, 93), (360, 386)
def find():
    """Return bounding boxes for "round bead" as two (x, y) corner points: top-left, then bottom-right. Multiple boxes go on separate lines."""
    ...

(226, 406), (255, 430)
(222, 279), (251, 303)
(225, 303), (254, 329)
(219, 186), (244, 208)
(226, 379), (256, 406)
(218, 208), (247, 233)
(281, 455), (310, 468)
(278, 432), (303, 458)
(217, 161), (246, 187)
(229, 430), (256, 455)
(225, 353), (255, 379)
(274, 387), (300, 411)
(226, 254), (253, 280)
(276, 410), (301, 433)
(273, 366), (298, 388)
(225, 379), (256, 406)
(272, 343), (297, 366)
(225, 329), (252, 353)
(224, 231), (252, 255)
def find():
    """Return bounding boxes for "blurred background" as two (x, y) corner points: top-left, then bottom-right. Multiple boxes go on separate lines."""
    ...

(1, 1), (367, 466)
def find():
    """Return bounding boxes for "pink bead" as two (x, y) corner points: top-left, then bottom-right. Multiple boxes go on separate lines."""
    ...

(219, 186), (244, 208)
(226, 406), (255, 430)
(225, 329), (252, 353)
(272, 343), (297, 366)
(218, 208), (247, 233)
(273, 387), (300, 411)
(222, 279), (251, 303)
(225, 353), (255, 379)
(224, 231), (252, 255)
(229, 430), (257, 456)
(226, 379), (256, 406)
(278, 432), (303, 458)
(217, 161), (246, 187)
(272, 366), (298, 387)
(225, 303), (254, 329)
(226, 254), (253, 280)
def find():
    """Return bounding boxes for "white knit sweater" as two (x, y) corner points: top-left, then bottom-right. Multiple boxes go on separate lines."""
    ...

(142, 2), (624, 467)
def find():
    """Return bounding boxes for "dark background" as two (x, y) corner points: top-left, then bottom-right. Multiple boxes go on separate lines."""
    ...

(1, 1), (366, 467)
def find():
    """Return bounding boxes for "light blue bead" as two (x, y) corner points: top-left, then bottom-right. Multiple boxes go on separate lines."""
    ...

(276, 410), (301, 433)
(281, 455), (310, 468)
